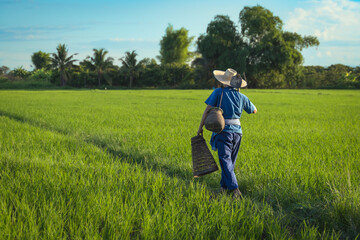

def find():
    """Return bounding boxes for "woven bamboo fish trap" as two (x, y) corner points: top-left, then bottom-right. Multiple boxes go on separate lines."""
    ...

(191, 134), (219, 177)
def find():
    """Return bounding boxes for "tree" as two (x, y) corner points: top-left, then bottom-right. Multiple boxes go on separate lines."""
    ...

(302, 65), (360, 89)
(51, 44), (77, 86)
(239, 5), (319, 87)
(303, 65), (326, 88)
(84, 48), (114, 87)
(0, 66), (10, 75)
(9, 66), (30, 79)
(325, 64), (353, 88)
(195, 15), (248, 87)
(139, 59), (163, 87)
(120, 50), (145, 88)
(31, 51), (51, 70)
(158, 24), (194, 65)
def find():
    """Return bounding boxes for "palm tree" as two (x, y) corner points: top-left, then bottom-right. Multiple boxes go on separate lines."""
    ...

(51, 44), (77, 86)
(120, 50), (144, 88)
(86, 48), (114, 87)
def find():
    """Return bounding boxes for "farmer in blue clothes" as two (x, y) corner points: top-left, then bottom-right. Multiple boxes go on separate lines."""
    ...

(197, 68), (257, 199)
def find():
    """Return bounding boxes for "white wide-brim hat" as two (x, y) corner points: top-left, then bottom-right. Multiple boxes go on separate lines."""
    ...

(213, 68), (247, 88)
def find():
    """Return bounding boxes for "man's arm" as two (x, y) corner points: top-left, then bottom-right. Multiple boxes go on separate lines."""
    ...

(243, 96), (257, 114)
(197, 105), (212, 135)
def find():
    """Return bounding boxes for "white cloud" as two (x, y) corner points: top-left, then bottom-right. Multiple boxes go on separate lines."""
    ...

(14, 34), (42, 40)
(325, 51), (332, 56)
(302, 45), (360, 66)
(286, 0), (360, 41)
(109, 38), (157, 43)
(285, 0), (360, 66)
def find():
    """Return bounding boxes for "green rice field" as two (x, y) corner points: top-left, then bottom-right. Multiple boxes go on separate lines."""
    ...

(0, 89), (359, 239)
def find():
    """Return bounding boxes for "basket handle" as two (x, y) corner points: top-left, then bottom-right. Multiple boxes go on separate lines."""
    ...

(219, 87), (224, 109)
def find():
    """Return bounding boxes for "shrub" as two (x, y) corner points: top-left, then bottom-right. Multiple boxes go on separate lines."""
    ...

(9, 66), (30, 80)
(28, 68), (53, 82)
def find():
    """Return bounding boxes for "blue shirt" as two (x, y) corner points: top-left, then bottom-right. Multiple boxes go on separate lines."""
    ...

(205, 87), (256, 150)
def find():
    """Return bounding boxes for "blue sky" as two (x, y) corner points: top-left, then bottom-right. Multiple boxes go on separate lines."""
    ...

(0, 0), (359, 70)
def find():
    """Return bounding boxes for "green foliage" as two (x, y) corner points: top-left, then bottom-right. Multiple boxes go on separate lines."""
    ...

(196, 15), (247, 76)
(159, 24), (194, 65)
(0, 66), (10, 75)
(162, 63), (194, 88)
(130, 61), (195, 88)
(120, 50), (146, 88)
(9, 66), (30, 79)
(51, 44), (78, 86)
(240, 5), (283, 44)
(28, 68), (53, 82)
(191, 61), (214, 88)
(194, 8), (319, 89)
(0, 90), (359, 239)
(68, 69), (89, 88)
(31, 51), (51, 70)
(83, 48), (114, 87)
(0, 80), (54, 89)
(238, 5), (319, 88)
(0, 71), (55, 89)
(3, 3), (358, 90)
(284, 65), (305, 88)
(253, 70), (285, 88)
(303, 64), (360, 89)
(137, 59), (163, 87)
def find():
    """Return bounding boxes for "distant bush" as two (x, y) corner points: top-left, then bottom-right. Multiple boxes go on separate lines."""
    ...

(0, 79), (55, 89)
(1, 62), (359, 90)
(69, 70), (95, 88)
(28, 68), (53, 82)
(302, 64), (360, 89)
(8, 66), (30, 80)
(0, 68), (56, 89)
(0, 76), (8, 84)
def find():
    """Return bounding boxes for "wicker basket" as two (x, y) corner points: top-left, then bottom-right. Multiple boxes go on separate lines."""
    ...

(204, 107), (225, 133)
(191, 135), (219, 177)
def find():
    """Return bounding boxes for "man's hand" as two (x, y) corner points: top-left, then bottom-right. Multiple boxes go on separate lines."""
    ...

(253, 108), (257, 114)
(197, 105), (212, 136)
(197, 127), (203, 136)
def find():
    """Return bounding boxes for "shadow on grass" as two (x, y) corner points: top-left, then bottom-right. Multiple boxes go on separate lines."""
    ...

(92, 137), (195, 181)
(1, 109), (358, 239)
(0, 110), (195, 183)
(0, 109), (224, 201)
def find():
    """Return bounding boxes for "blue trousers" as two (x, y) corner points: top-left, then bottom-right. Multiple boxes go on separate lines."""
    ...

(215, 132), (242, 190)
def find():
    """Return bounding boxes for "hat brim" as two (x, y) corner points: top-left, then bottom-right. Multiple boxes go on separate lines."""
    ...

(213, 70), (232, 85)
(213, 70), (247, 88)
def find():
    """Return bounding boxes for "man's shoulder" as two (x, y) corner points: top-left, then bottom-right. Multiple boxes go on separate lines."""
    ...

(212, 87), (223, 95)
(238, 92), (249, 99)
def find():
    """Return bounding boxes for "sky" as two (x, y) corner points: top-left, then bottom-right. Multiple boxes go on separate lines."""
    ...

(0, 0), (359, 70)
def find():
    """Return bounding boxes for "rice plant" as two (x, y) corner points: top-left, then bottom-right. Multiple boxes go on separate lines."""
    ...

(0, 89), (359, 239)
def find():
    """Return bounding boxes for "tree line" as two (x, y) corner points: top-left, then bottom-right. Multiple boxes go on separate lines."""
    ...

(0, 5), (359, 89)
